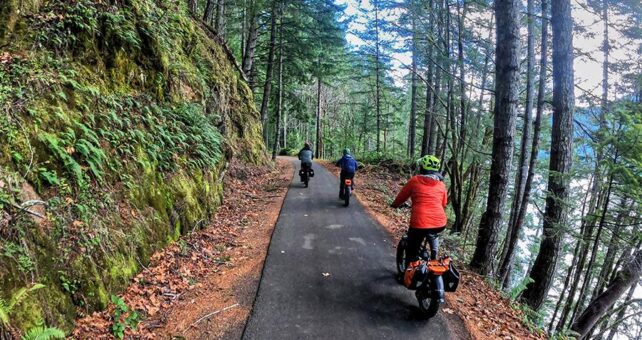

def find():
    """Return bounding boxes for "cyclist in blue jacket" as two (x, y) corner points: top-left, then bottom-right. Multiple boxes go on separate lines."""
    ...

(336, 148), (358, 199)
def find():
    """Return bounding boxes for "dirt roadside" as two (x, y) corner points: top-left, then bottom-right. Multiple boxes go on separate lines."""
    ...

(74, 159), (293, 339)
(318, 160), (545, 340)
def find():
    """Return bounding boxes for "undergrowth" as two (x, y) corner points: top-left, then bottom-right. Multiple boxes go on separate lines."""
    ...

(0, 0), (264, 335)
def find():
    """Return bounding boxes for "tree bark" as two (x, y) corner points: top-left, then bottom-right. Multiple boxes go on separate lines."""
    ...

(605, 280), (638, 340)
(570, 175), (615, 325)
(203, 0), (215, 24)
(590, 201), (628, 302)
(408, 0), (418, 158)
(215, 0), (226, 37)
(242, 1), (259, 88)
(421, 0), (435, 157)
(188, 0), (198, 14)
(497, 0), (536, 286)
(571, 249), (642, 338)
(521, 0), (575, 309)
(549, 176), (592, 332)
(260, 2), (279, 144)
(374, 0), (382, 154)
(469, 0), (521, 275)
(271, 17), (283, 161)
(506, 0), (548, 291)
(315, 64), (322, 159)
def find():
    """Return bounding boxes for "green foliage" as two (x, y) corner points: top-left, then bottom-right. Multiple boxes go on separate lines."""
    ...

(0, 284), (45, 326)
(278, 148), (298, 156)
(508, 277), (535, 301)
(0, 0), (264, 333)
(110, 295), (139, 339)
(21, 326), (65, 340)
(2, 242), (35, 273)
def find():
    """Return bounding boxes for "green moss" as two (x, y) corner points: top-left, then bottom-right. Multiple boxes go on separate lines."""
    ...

(10, 293), (44, 332)
(106, 254), (138, 289)
(0, 0), (266, 333)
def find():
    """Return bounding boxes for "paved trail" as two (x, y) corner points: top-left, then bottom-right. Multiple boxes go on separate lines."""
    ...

(243, 158), (452, 339)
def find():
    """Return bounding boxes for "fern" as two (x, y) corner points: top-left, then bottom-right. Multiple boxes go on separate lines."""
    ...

(21, 326), (65, 340)
(0, 299), (9, 325)
(509, 277), (535, 301)
(0, 284), (45, 326)
(8, 284), (45, 312)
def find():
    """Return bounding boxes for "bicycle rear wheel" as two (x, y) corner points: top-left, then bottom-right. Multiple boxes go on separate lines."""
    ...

(396, 237), (408, 277)
(415, 289), (440, 319)
(343, 186), (350, 207)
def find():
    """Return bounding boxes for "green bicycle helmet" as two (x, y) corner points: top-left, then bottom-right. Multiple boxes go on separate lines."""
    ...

(418, 155), (440, 171)
(343, 148), (351, 156)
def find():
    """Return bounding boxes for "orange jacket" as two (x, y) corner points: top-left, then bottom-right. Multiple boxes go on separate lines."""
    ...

(392, 175), (448, 229)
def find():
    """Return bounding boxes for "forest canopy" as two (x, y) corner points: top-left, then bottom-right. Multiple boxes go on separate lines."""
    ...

(197, 0), (642, 338)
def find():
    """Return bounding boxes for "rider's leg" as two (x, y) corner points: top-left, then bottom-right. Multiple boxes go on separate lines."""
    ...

(426, 227), (446, 260)
(339, 171), (346, 198)
(405, 227), (428, 268)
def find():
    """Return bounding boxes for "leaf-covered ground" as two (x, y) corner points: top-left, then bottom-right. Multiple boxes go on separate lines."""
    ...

(319, 160), (546, 340)
(73, 159), (292, 339)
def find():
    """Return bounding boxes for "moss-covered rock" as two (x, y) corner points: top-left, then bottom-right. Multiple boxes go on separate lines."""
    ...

(0, 0), (265, 333)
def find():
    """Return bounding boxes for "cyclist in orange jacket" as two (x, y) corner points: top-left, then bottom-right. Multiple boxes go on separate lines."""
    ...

(391, 155), (447, 266)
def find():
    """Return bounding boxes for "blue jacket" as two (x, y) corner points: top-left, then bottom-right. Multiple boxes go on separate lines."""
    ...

(336, 155), (358, 173)
(298, 147), (314, 163)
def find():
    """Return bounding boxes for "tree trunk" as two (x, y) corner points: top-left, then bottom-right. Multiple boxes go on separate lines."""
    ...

(242, 1), (259, 88)
(421, 0), (435, 157)
(549, 175), (592, 333)
(315, 66), (322, 159)
(408, 1), (418, 158)
(570, 175), (615, 325)
(497, 0), (536, 286)
(260, 2), (279, 144)
(428, 63), (441, 155)
(271, 18), (283, 161)
(457, 0), (467, 155)
(570, 249), (642, 338)
(604, 280), (638, 340)
(374, 0), (382, 154)
(506, 0), (549, 291)
(215, 0), (226, 37)
(557, 176), (601, 331)
(203, 0), (215, 24)
(548, 234), (582, 333)
(469, 0), (521, 275)
(188, 0), (198, 13)
(590, 201), (628, 302)
(521, 0), (575, 309)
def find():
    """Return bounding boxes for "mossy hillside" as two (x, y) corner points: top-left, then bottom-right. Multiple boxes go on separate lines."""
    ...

(0, 0), (265, 333)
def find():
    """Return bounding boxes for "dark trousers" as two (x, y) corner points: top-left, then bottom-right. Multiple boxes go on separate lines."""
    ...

(339, 171), (355, 196)
(300, 162), (312, 181)
(406, 227), (445, 267)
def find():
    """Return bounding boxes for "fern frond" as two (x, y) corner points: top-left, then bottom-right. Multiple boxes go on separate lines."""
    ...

(8, 284), (45, 311)
(0, 298), (9, 325)
(21, 326), (65, 340)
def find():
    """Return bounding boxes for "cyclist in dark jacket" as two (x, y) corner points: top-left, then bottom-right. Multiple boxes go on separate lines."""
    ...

(336, 148), (358, 199)
(298, 142), (314, 182)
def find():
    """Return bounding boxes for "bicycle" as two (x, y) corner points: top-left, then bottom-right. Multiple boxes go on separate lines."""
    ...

(396, 234), (460, 318)
(342, 178), (352, 207)
(299, 164), (314, 188)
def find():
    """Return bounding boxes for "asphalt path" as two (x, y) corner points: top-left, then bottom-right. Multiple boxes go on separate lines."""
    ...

(243, 158), (452, 339)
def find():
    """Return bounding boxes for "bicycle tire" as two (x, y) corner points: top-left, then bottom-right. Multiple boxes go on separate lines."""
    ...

(415, 289), (440, 319)
(344, 186), (350, 207)
(396, 237), (407, 276)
